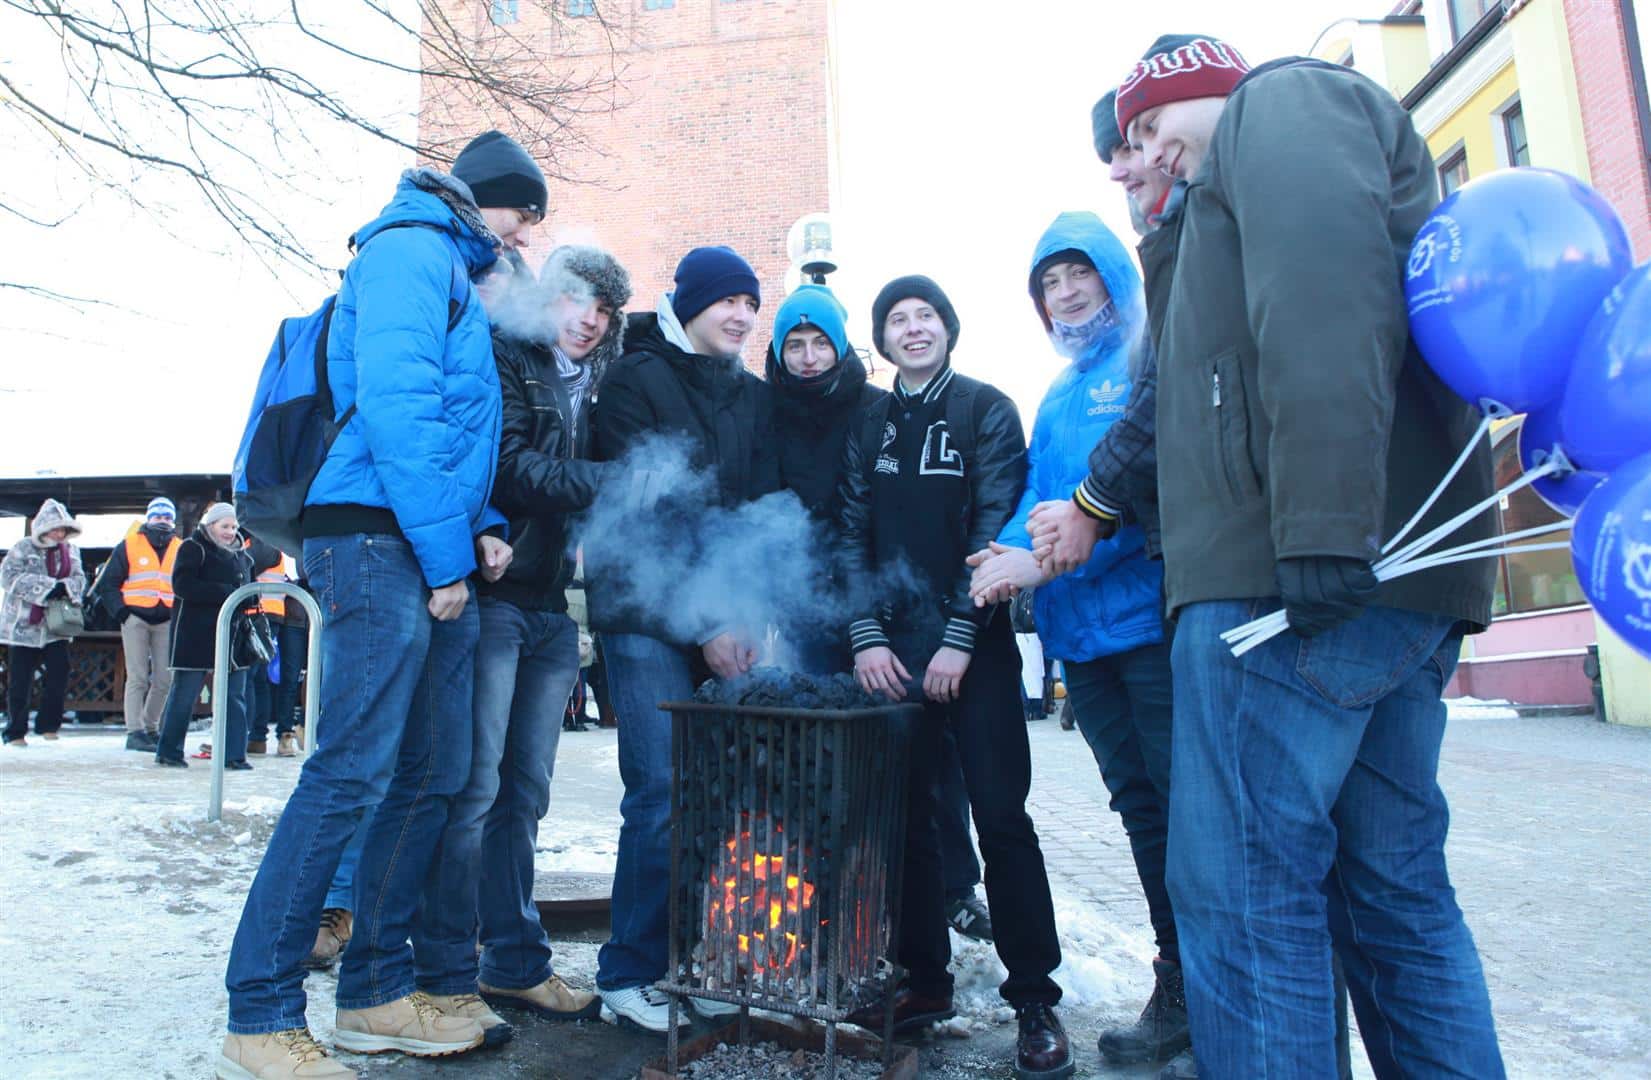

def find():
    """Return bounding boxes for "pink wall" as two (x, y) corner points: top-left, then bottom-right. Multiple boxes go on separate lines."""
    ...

(1445, 607), (1597, 706)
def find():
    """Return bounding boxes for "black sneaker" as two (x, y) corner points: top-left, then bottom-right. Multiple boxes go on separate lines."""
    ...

(1096, 957), (1192, 1065)
(125, 731), (159, 752)
(945, 892), (994, 943)
(155, 756), (188, 769)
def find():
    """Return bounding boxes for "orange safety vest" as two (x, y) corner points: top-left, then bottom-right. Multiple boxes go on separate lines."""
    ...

(121, 522), (181, 609)
(254, 558), (293, 617)
(248, 544), (289, 617)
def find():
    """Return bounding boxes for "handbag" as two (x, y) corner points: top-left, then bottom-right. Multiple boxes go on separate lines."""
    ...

(44, 598), (86, 638)
(232, 613), (276, 670)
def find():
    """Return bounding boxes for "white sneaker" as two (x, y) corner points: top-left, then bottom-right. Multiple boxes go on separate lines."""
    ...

(598, 985), (691, 1034)
(691, 995), (742, 1020)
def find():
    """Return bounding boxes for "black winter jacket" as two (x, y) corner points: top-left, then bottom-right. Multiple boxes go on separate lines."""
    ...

(1154, 57), (1494, 626)
(588, 310), (780, 641)
(837, 369), (1027, 653)
(484, 331), (612, 611)
(168, 528), (253, 671)
(765, 345), (886, 520)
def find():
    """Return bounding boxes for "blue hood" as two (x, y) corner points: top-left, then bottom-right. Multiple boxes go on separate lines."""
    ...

(1026, 211), (1145, 366)
(997, 210), (1162, 662)
(351, 174), (499, 278)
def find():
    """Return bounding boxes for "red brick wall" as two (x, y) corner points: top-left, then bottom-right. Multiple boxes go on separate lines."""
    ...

(419, 0), (832, 366)
(1564, 0), (1651, 259)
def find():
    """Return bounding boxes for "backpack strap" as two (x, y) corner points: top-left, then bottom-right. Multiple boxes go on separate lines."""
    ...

(943, 375), (994, 471)
(316, 224), (474, 429)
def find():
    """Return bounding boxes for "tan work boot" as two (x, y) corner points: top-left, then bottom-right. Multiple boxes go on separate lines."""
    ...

(278, 732), (299, 757)
(423, 992), (514, 1047)
(302, 908), (352, 970)
(247, 740), (267, 755)
(479, 974), (602, 1021)
(216, 1028), (356, 1079)
(334, 991), (484, 1057)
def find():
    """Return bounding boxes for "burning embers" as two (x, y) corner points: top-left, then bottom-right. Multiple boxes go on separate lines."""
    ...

(665, 670), (914, 1017)
(703, 817), (818, 984)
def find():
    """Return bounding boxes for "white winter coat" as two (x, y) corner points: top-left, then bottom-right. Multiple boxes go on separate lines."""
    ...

(0, 499), (86, 648)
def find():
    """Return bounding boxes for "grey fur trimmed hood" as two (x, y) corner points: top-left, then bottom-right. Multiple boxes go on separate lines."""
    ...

(540, 244), (632, 386)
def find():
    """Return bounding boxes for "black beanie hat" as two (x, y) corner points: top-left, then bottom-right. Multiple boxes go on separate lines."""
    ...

(1092, 90), (1124, 163)
(871, 275), (961, 360)
(451, 130), (547, 218)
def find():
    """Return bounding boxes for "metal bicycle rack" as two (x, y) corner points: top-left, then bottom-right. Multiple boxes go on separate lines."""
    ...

(207, 581), (324, 822)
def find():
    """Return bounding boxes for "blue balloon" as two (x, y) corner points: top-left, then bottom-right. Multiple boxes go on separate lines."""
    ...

(1558, 262), (1651, 473)
(1405, 167), (1632, 415)
(1571, 451), (1651, 660)
(1517, 407), (1604, 517)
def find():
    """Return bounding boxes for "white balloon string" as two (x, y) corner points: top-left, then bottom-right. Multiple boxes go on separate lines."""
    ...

(1226, 539), (1572, 658)
(1381, 414), (1494, 555)
(1376, 457), (1561, 573)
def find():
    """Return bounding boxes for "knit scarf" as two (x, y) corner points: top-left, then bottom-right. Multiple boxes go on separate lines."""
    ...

(554, 344), (592, 420)
(1049, 298), (1124, 362)
(26, 543), (72, 625)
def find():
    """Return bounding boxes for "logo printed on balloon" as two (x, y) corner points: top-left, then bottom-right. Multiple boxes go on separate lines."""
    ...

(1627, 538), (1651, 605)
(1406, 215), (1459, 285)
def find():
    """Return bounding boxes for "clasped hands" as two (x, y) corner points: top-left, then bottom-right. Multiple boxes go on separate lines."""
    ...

(965, 500), (1108, 608)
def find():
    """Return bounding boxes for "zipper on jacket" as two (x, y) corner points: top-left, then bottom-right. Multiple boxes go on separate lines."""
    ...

(1212, 371), (1222, 408)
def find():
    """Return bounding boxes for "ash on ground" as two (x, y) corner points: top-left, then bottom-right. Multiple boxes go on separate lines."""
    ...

(674, 1039), (886, 1079)
(694, 667), (882, 710)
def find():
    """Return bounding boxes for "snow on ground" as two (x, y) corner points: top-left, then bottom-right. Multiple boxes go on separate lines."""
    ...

(1446, 696), (1522, 721)
(2, 727), (1148, 1078)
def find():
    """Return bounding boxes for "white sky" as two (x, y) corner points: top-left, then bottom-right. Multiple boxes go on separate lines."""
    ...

(0, 0), (1396, 538)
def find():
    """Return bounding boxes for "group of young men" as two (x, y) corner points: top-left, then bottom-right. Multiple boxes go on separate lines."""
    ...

(213, 29), (1505, 1080)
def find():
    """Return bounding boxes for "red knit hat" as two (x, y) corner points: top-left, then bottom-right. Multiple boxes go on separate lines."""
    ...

(1115, 37), (1251, 142)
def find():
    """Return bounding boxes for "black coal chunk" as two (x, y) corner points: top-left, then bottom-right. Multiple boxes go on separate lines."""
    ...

(694, 667), (882, 710)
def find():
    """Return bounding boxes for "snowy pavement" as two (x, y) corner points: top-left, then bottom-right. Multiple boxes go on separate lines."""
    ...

(2, 703), (1648, 1078)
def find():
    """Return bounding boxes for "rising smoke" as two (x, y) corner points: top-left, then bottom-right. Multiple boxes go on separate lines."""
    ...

(577, 433), (927, 671)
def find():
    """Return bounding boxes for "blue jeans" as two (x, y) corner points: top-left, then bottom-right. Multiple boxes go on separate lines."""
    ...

(325, 810), (372, 912)
(1066, 643), (1177, 963)
(595, 631), (698, 991)
(1167, 601), (1503, 1078)
(224, 534), (479, 1032)
(416, 598), (580, 993)
(156, 667), (248, 765)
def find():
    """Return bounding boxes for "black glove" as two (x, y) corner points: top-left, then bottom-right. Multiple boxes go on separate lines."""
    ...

(1275, 556), (1379, 638)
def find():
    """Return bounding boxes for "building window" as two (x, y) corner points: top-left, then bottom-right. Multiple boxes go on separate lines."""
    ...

(567, 0), (595, 14)
(1447, 0), (1499, 43)
(643, 0), (674, 9)
(490, 0), (519, 25)
(1438, 145), (1470, 197)
(1503, 102), (1530, 166)
(1487, 420), (1585, 617)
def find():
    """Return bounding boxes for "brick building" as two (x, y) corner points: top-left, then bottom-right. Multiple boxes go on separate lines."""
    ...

(419, 0), (835, 366)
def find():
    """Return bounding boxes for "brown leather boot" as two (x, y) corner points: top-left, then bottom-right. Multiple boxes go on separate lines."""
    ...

(302, 908), (352, 970)
(1015, 1002), (1074, 1080)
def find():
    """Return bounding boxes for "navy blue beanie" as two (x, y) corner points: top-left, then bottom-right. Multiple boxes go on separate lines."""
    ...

(1092, 90), (1124, 163)
(671, 246), (761, 325)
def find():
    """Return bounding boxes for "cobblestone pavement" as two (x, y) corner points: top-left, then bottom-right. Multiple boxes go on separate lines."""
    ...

(366, 707), (1651, 1079)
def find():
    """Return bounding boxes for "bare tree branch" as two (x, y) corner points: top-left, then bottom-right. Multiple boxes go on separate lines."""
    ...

(0, 0), (626, 282)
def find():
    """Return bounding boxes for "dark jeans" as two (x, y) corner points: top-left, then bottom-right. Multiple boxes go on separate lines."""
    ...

(894, 617), (1062, 1007)
(596, 632), (699, 991)
(269, 621), (307, 737)
(5, 641), (68, 740)
(935, 726), (982, 900)
(1065, 643), (1176, 963)
(1169, 601), (1503, 1077)
(157, 667), (248, 765)
(242, 661), (273, 744)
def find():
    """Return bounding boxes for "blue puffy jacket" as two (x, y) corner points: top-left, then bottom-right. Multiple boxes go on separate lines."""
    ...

(998, 212), (1165, 662)
(307, 176), (505, 588)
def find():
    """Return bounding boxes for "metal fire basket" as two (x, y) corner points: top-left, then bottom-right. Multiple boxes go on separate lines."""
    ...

(659, 700), (918, 1079)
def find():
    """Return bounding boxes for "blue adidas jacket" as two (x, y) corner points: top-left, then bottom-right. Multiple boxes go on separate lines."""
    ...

(307, 177), (505, 588)
(998, 212), (1165, 662)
